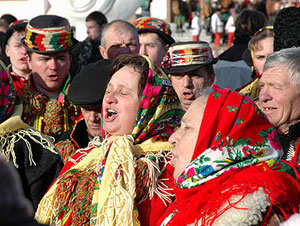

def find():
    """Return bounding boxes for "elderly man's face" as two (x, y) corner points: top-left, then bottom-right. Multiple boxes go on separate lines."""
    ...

(259, 66), (300, 133)
(80, 106), (102, 137)
(169, 96), (206, 179)
(171, 66), (213, 111)
(100, 29), (139, 60)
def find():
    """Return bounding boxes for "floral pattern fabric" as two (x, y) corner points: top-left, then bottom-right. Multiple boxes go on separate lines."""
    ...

(158, 84), (300, 226)
(0, 61), (16, 123)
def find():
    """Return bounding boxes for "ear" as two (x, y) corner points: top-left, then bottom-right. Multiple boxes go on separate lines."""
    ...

(99, 45), (108, 59)
(164, 44), (170, 53)
(5, 45), (10, 57)
(26, 55), (32, 70)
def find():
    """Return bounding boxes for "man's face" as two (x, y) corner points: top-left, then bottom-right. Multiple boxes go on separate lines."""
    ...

(171, 66), (213, 111)
(80, 106), (102, 137)
(5, 31), (29, 75)
(27, 52), (71, 98)
(169, 96), (205, 179)
(86, 20), (101, 40)
(100, 29), (139, 60)
(139, 32), (167, 66)
(259, 66), (300, 133)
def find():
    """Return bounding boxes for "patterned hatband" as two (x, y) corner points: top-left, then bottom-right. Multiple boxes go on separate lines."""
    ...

(161, 41), (217, 73)
(23, 22), (77, 53)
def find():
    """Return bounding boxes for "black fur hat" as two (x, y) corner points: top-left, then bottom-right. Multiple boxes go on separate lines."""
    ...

(274, 7), (300, 51)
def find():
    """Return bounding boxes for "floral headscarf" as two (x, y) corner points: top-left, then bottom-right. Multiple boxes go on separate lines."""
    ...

(0, 61), (15, 123)
(36, 55), (184, 226)
(158, 85), (300, 226)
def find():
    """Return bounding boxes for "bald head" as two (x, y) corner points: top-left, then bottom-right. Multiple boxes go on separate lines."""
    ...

(100, 20), (140, 59)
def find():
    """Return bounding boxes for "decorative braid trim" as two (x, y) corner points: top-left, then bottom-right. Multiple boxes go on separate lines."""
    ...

(0, 127), (58, 168)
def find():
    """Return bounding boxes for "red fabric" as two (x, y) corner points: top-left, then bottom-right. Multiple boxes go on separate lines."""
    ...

(138, 163), (175, 226)
(157, 162), (300, 226)
(156, 85), (300, 225)
(192, 35), (199, 41)
(214, 33), (222, 48)
(227, 32), (235, 47)
(193, 85), (268, 160)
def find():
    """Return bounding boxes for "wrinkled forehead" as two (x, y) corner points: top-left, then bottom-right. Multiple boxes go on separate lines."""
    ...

(107, 27), (138, 42)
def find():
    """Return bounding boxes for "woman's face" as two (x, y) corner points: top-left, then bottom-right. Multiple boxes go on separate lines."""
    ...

(253, 37), (274, 75)
(102, 66), (141, 136)
(169, 96), (206, 179)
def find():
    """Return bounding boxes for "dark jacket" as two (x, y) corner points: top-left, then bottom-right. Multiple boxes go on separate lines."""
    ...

(3, 132), (63, 211)
(214, 37), (252, 90)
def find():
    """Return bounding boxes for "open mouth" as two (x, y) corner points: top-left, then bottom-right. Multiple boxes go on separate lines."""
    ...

(183, 91), (194, 100)
(49, 74), (59, 81)
(263, 107), (277, 111)
(107, 108), (117, 119)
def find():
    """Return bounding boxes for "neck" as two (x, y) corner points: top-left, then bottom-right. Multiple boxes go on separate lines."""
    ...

(34, 84), (62, 99)
(12, 66), (30, 80)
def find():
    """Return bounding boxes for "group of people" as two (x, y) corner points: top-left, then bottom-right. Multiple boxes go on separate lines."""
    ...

(1, 5), (300, 226)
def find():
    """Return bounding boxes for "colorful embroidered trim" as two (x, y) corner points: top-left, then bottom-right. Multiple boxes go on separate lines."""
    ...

(133, 17), (172, 36)
(23, 23), (75, 52)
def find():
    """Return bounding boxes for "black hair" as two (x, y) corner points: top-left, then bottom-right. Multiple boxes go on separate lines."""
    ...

(86, 11), (107, 28)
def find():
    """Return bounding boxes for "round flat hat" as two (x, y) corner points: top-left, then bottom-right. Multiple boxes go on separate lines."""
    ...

(161, 41), (218, 74)
(22, 15), (78, 54)
(69, 59), (113, 107)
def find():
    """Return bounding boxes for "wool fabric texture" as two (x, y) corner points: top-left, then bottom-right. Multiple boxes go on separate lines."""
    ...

(133, 17), (175, 45)
(22, 15), (77, 53)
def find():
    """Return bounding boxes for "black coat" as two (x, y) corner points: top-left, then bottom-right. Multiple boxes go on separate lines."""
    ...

(3, 132), (64, 211)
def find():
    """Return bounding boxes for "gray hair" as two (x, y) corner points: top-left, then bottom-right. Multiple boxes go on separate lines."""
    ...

(263, 47), (300, 87)
(100, 20), (139, 48)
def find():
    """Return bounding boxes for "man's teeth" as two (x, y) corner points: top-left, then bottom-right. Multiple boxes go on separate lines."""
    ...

(265, 107), (275, 111)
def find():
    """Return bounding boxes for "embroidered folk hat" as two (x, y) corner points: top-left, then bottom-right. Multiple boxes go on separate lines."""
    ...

(161, 41), (218, 74)
(22, 15), (78, 54)
(133, 17), (175, 45)
(68, 59), (113, 107)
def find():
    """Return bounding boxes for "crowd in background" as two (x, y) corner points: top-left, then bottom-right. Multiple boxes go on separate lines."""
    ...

(2, 1), (300, 225)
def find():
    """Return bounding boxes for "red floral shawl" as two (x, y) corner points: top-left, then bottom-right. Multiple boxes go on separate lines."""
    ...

(157, 84), (300, 226)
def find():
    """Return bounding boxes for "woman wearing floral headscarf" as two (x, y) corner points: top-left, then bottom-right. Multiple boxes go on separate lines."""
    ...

(35, 55), (184, 226)
(158, 84), (300, 226)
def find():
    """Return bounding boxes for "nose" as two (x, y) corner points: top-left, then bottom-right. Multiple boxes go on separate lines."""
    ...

(168, 130), (179, 145)
(118, 46), (131, 55)
(139, 45), (147, 56)
(104, 90), (118, 105)
(20, 45), (27, 55)
(48, 58), (58, 71)
(259, 86), (272, 103)
(89, 111), (100, 122)
(182, 75), (193, 88)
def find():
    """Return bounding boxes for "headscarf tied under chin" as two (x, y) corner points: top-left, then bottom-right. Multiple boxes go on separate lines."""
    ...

(0, 61), (16, 123)
(36, 55), (184, 226)
(158, 84), (300, 226)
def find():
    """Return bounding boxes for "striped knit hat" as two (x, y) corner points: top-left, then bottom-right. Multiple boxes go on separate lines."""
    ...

(133, 17), (175, 45)
(0, 60), (16, 123)
(161, 41), (218, 74)
(22, 15), (78, 54)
